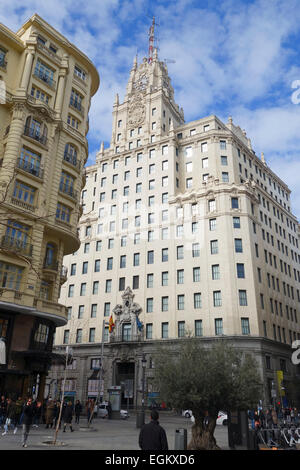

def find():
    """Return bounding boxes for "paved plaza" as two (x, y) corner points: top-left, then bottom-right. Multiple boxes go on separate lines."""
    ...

(0, 411), (229, 451)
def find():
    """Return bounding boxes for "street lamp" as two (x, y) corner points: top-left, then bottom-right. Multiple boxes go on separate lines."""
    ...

(141, 354), (147, 426)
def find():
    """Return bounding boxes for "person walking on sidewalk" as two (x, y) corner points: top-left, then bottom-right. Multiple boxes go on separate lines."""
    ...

(0, 395), (7, 429)
(63, 401), (74, 432)
(2, 398), (17, 435)
(75, 400), (82, 424)
(21, 397), (34, 448)
(139, 410), (168, 450)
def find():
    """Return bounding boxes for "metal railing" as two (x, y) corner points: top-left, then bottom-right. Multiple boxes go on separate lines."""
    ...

(69, 98), (84, 115)
(24, 125), (47, 145)
(17, 159), (44, 179)
(59, 183), (78, 200)
(33, 68), (56, 89)
(109, 334), (143, 343)
(63, 151), (81, 170)
(11, 197), (36, 212)
(0, 235), (33, 257)
(43, 259), (59, 271)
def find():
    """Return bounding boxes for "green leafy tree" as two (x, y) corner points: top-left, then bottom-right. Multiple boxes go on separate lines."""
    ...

(154, 339), (262, 449)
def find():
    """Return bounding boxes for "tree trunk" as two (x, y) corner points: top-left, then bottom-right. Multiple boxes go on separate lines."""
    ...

(187, 416), (221, 450)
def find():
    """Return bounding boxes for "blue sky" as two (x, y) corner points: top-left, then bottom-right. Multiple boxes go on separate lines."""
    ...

(1, 0), (300, 219)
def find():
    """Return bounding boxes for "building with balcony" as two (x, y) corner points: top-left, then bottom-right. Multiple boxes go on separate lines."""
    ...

(0, 14), (99, 399)
(52, 48), (300, 409)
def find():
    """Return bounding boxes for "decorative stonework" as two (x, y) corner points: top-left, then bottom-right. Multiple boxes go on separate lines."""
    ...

(111, 287), (143, 341)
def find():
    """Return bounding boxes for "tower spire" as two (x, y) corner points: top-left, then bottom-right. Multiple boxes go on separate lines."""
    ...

(148, 16), (155, 64)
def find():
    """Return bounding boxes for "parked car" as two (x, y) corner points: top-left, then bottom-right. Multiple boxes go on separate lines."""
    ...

(182, 409), (193, 418)
(98, 402), (108, 418)
(216, 411), (228, 425)
(185, 410), (228, 425)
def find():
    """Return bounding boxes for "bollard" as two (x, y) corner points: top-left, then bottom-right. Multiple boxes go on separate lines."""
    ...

(174, 428), (187, 450)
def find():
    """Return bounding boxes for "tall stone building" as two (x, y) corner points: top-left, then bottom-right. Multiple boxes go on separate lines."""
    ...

(0, 14), (99, 399)
(53, 47), (300, 408)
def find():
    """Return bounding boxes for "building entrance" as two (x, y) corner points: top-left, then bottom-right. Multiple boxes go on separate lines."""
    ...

(115, 362), (135, 408)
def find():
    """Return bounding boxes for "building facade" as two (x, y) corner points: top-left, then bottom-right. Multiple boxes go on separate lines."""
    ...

(0, 14), (99, 400)
(52, 48), (300, 409)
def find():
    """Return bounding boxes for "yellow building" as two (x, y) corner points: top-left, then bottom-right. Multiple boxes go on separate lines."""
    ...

(0, 14), (99, 399)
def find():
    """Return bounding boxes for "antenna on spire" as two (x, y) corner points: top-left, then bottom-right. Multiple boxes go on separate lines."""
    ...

(147, 15), (160, 64)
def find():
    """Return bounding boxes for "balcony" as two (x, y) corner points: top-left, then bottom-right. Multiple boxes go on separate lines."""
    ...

(0, 235), (33, 257)
(11, 197), (36, 213)
(59, 183), (78, 200)
(43, 259), (58, 272)
(63, 151), (81, 171)
(109, 334), (143, 343)
(33, 68), (56, 90)
(24, 126), (47, 146)
(69, 98), (84, 116)
(17, 159), (44, 179)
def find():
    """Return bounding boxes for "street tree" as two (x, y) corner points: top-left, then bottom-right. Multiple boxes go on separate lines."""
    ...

(154, 338), (262, 450)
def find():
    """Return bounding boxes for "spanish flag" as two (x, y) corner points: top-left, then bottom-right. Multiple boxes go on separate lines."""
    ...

(108, 315), (115, 333)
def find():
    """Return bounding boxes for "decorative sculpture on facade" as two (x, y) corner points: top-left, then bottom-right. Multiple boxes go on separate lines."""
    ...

(110, 287), (143, 342)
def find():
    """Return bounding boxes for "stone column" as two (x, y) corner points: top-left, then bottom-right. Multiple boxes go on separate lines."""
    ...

(20, 48), (35, 91)
(0, 103), (26, 186)
(54, 55), (69, 115)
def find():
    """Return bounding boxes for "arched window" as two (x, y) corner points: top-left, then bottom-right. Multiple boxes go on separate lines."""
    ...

(44, 243), (57, 269)
(64, 143), (78, 166)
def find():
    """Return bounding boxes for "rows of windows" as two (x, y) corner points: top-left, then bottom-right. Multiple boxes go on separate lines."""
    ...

(63, 317), (251, 344)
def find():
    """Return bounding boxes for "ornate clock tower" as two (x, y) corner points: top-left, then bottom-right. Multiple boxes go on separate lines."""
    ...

(109, 49), (185, 151)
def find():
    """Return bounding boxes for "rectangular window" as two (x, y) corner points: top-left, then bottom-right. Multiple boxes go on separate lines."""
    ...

(80, 283), (86, 296)
(177, 245), (184, 260)
(162, 271), (168, 286)
(146, 323), (153, 339)
(177, 269), (184, 284)
(233, 217), (240, 228)
(105, 279), (112, 293)
(209, 219), (216, 231)
(212, 264), (220, 280)
(91, 304), (97, 318)
(178, 321), (185, 338)
(177, 295), (185, 310)
(192, 243), (200, 257)
(241, 318), (250, 335)
(239, 290), (248, 306)
(162, 296), (169, 312)
(194, 293), (202, 309)
(147, 298), (153, 313)
(89, 328), (96, 343)
(195, 320), (203, 337)
(132, 275), (139, 290)
(162, 322), (168, 338)
(215, 318), (223, 335)
(119, 277), (125, 291)
(210, 240), (218, 254)
(213, 291), (222, 307)
(237, 263), (245, 278)
(76, 329), (82, 343)
(107, 258), (113, 270)
(147, 274), (154, 288)
(193, 267), (200, 282)
(231, 197), (239, 209)
(234, 239), (243, 253)
(104, 302), (110, 316)
(92, 281), (99, 295)
(78, 305), (84, 319)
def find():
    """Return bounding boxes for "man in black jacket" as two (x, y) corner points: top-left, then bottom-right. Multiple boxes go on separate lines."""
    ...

(139, 410), (168, 450)
(21, 397), (35, 448)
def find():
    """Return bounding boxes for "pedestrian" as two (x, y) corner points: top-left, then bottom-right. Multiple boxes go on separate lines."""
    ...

(139, 410), (168, 451)
(254, 411), (261, 430)
(86, 399), (94, 423)
(2, 398), (17, 435)
(15, 397), (24, 428)
(259, 409), (265, 428)
(0, 395), (7, 429)
(21, 397), (34, 448)
(271, 408), (278, 428)
(45, 399), (55, 428)
(33, 401), (42, 427)
(63, 401), (74, 432)
(107, 401), (112, 420)
(74, 400), (82, 424)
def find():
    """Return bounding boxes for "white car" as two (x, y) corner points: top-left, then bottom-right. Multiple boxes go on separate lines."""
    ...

(98, 402), (108, 418)
(182, 409), (193, 418)
(186, 410), (228, 425)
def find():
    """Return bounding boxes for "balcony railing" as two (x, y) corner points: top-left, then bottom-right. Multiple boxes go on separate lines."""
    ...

(59, 183), (78, 200)
(0, 235), (33, 257)
(63, 151), (81, 170)
(43, 260), (59, 271)
(109, 334), (143, 343)
(17, 159), (44, 179)
(33, 68), (56, 89)
(24, 126), (47, 146)
(69, 98), (84, 116)
(11, 197), (36, 212)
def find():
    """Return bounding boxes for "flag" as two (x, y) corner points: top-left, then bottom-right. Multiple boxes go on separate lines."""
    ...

(108, 315), (115, 333)
(136, 315), (143, 332)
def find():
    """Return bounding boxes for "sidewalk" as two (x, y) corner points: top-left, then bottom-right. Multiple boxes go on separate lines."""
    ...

(0, 412), (230, 450)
